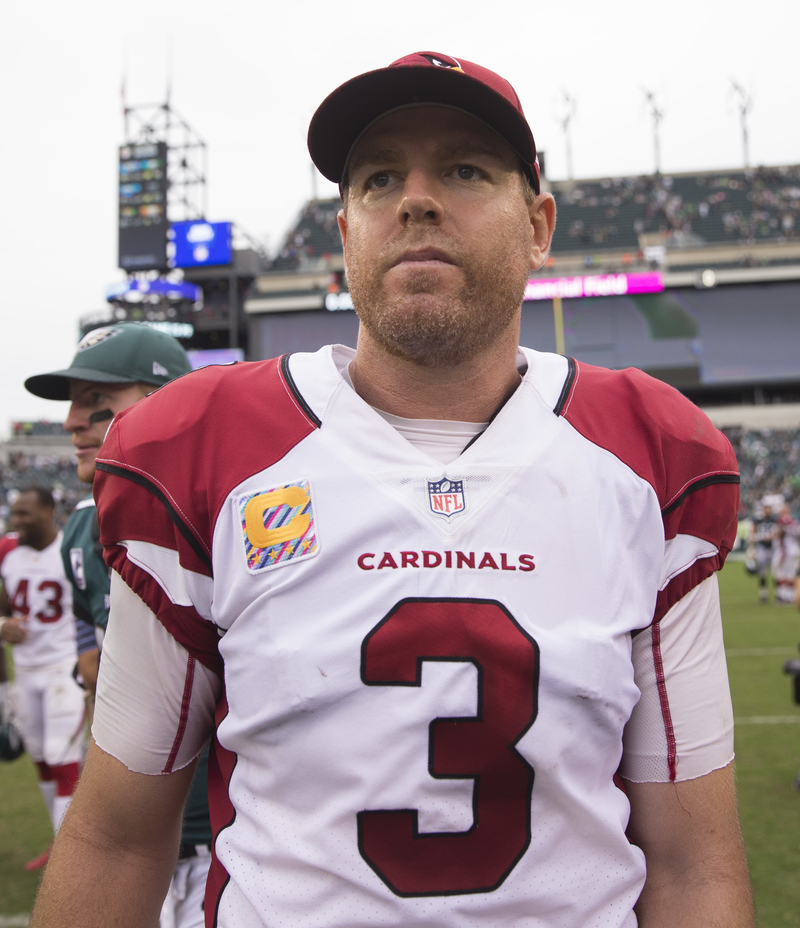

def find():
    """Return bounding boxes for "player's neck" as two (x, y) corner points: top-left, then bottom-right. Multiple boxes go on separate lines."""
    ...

(350, 331), (522, 422)
(26, 527), (57, 552)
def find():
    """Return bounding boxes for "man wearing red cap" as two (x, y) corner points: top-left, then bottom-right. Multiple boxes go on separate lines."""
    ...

(33, 53), (753, 926)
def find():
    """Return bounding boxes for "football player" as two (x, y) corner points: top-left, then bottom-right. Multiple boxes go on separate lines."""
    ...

(32, 54), (753, 926)
(747, 495), (780, 603)
(25, 323), (211, 928)
(0, 487), (84, 869)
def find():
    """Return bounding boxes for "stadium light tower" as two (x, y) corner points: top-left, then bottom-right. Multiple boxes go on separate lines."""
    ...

(123, 99), (208, 222)
(642, 89), (664, 175)
(730, 80), (753, 168)
(553, 91), (577, 180)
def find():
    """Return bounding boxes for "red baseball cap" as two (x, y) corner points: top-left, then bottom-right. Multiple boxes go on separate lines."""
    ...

(308, 51), (540, 194)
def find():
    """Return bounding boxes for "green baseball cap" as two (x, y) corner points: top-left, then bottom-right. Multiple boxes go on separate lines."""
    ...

(25, 323), (192, 401)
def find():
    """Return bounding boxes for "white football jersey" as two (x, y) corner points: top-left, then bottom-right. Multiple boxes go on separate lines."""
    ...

(93, 346), (740, 928)
(0, 534), (76, 669)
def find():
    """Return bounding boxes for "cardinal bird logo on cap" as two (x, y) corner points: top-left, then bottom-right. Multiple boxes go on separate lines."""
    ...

(420, 53), (464, 73)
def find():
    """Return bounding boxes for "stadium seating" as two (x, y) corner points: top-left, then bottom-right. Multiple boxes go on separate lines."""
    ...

(721, 427), (800, 519)
(550, 165), (800, 256)
(0, 452), (86, 532)
(269, 200), (342, 271)
(264, 165), (800, 275)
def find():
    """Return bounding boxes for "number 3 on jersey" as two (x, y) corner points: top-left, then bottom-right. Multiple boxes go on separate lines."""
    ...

(359, 598), (539, 896)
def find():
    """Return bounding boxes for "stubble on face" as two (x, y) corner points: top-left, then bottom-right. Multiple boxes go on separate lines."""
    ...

(346, 222), (531, 369)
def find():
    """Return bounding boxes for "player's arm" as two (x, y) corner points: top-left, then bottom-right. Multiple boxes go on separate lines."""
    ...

(76, 647), (100, 695)
(621, 576), (754, 924)
(32, 571), (219, 924)
(0, 583), (27, 644)
(626, 763), (753, 926)
(75, 607), (101, 695)
(31, 739), (197, 927)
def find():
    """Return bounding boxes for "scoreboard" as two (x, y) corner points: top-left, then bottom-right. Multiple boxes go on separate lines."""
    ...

(118, 141), (168, 271)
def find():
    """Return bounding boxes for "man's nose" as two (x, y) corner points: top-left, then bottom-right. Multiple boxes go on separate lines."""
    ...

(63, 401), (87, 434)
(397, 170), (444, 226)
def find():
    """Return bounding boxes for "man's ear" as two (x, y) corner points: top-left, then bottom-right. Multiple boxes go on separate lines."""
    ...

(529, 193), (557, 272)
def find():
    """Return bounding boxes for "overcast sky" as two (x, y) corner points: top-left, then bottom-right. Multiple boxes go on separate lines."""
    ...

(1, 0), (797, 436)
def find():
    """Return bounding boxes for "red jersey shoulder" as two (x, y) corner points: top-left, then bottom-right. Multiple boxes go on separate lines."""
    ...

(99, 357), (318, 480)
(0, 533), (19, 570)
(560, 361), (738, 510)
(109, 358), (316, 457)
(94, 357), (319, 573)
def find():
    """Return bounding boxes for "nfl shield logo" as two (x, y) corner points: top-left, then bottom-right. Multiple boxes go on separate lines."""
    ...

(427, 478), (466, 518)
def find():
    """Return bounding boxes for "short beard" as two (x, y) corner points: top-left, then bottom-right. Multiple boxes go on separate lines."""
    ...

(347, 237), (529, 368)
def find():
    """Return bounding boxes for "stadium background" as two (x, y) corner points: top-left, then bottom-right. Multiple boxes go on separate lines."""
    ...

(2, 2), (800, 922)
(4, 161), (800, 526)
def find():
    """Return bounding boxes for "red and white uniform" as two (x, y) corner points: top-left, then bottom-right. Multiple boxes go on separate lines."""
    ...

(1, 535), (78, 671)
(0, 534), (84, 829)
(93, 346), (739, 928)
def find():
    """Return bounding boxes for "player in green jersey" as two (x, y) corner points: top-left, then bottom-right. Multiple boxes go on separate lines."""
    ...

(26, 324), (212, 927)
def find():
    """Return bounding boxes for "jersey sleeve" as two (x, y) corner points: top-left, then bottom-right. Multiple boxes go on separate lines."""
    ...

(92, 358), (319, 677)
(75, 612), (99, 656)
(560, 361), (740, 618)
(93, 571), (219, 774)
(559, 363), (740, 782)
(93, 379), (222, 676)
(620, 574), (734, 783)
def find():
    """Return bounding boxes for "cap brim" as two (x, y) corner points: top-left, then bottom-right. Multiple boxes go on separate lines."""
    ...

(308, 65), (536, 188)
(24, 367), (138, 401)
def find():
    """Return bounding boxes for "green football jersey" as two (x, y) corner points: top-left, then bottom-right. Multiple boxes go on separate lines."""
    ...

(61, 497), (110, 637)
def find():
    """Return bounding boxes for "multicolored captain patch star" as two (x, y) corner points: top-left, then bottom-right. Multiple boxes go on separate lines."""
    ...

(238, 480), (318, 572)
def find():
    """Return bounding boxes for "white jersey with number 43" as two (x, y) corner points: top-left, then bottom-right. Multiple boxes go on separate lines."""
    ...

(0, 534), (76, 669)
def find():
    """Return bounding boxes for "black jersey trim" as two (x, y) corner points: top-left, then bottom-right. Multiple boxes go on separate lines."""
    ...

(661, 473), (740, 516)
(553, 357), (577, 417)
(461, 429), (486, 455)
(280, 354), (322, 428)
(95, 462), (213, 574)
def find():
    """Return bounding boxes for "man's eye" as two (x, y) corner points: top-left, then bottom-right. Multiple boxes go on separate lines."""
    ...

(456, 165), (477, 180)
(370, 172), (392, 189)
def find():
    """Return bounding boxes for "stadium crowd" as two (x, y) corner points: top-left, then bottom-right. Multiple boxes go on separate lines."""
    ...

(722, 426), (800, 521)
(551, 164), (800, 255)
(259, 164), (800, 279)
(0, 453), (85, 533)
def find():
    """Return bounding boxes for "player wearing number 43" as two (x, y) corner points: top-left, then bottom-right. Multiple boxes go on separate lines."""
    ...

(0, 488), (84, 863)
(32, 52), (753, 927)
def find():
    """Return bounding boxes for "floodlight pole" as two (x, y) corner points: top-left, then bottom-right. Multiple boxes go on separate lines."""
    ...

(554, 91), (577, 180)
(730, 80), (752, 168)
(122, 99), (209, 222)
(642, 89), (663, 174)
(553, 296), (565, 355)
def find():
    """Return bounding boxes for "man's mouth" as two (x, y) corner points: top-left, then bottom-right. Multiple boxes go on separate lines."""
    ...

(390, 247), (458, 268)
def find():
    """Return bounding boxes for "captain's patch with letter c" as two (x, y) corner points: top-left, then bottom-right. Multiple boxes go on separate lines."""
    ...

(239, 480), (318, 572)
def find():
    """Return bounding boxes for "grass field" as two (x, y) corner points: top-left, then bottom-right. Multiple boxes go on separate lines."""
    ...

(1, 561), (799, 924)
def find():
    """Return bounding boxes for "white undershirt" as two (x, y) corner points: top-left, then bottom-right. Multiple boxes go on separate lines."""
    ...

(340, 362), (489, 465)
